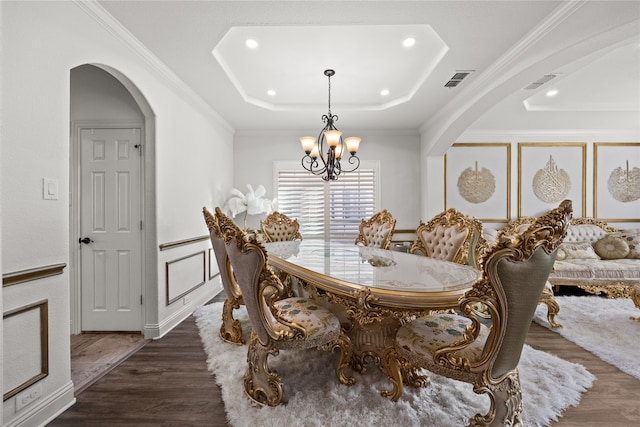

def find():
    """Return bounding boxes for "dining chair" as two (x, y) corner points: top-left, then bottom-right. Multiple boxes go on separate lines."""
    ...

(383, 200), (572, 426)
(260, 211), (303, 242)
(354, 209), (396, 249)
(495, 216), (563, 328)
(410, 208), (484, 267)
(215, 208), (355, 406)
(203, 207), (245, 344)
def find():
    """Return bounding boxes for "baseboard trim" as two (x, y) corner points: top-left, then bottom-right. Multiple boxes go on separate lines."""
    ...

(4, 381), (75, 427)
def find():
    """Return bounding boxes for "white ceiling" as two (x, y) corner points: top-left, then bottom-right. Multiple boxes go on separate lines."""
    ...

(97, 1), (640, 137)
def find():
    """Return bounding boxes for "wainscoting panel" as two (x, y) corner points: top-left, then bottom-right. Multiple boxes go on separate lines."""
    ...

(165, 251), (206, 305)
(3, 300), (49, 400)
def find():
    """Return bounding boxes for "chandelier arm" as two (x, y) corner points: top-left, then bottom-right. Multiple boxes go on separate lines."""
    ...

(340, 155), (361, 173)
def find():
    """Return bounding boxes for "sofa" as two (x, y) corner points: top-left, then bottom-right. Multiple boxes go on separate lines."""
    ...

(547, 218), (640, 298)
(482, 217), (640, 327)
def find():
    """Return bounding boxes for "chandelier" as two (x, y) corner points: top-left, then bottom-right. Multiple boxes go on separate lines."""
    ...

(300, 69), (361, 181)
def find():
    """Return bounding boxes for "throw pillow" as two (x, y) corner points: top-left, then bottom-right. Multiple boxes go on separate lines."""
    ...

(621, 229), (640, 259)
(593, 235), (630, 260)
(557, 241), (601, 260)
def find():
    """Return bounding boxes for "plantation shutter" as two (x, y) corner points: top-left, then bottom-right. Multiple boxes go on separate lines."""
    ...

(276, 168), (376, 241)
(328, 169), (376, 243)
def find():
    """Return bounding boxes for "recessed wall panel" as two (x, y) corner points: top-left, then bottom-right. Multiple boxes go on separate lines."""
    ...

(117, 172), (131, 231)
(93, 250), (107, 310)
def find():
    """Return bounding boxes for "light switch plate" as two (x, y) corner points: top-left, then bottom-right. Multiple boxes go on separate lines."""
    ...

(43, 178), (58, 200)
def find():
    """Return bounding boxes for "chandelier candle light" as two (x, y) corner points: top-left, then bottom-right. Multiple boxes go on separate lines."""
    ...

(300, 69), (361, 181)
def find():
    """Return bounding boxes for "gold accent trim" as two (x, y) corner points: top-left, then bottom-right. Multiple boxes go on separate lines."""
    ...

(159, 235), (209, 251)
(165, 251), (206, 305)
(445, 143), (511, 222)
(594, 142), (640, 222)
(3, 263), (66, 287)
(518, 143), (586, 218)
(3, 300), (49, 401)
(354, 209), (397, 249)
(260, 211), (302, 242)
(630, 283), (640, 322)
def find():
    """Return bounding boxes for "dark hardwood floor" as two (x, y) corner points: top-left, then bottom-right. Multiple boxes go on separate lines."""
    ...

(50, 296), (640, 426)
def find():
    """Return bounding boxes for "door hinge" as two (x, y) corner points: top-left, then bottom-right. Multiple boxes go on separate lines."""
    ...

(140, 220), (143, 230)
(140, 295), (143, 305)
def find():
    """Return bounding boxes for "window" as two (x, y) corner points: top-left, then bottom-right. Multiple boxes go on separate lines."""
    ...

(275, 162), (379, 242)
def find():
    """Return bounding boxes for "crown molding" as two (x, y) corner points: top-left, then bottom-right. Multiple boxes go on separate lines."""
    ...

(74, 0), (234, 135)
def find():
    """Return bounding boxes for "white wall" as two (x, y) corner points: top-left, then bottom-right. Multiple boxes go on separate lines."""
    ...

(233, 129), (422, 230)
(1, 2), (233, 425)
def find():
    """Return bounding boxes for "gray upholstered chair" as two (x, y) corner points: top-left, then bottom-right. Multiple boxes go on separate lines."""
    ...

(260, 211), (303, 242)
(215, 208), (354, 406)
(203, 207), (245, 344)
(410, 208), (484, 267)
(382, 200), (572, 426)
(495, 216), (563, 328)
(354, 209), (396, 249)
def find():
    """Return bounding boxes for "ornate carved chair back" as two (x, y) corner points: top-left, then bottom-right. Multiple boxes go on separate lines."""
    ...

(260, 211), (303, 242)
(387, 200), (572, 426)
(215, 206), (355, 406)
(410, 208), (483, 265)
(354, 209), (396, 249)
(203, 207), (244, 344)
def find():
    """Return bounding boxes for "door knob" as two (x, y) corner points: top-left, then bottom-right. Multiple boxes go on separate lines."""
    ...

(79, 237), (93, 244)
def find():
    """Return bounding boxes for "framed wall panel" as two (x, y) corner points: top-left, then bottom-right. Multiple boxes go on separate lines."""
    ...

(3, 300), (49, 400)
(444, 143), (510, 222)
(594, 142), (640, 222)
(518, 143), (586, 218)
(165, 251), (206, 305)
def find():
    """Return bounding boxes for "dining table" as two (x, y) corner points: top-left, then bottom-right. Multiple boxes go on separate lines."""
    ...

(264, 239), (481, 399)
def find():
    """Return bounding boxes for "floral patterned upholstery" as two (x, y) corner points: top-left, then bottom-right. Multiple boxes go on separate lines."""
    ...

(396, 314), (489, 364)
(274, 298), (342, 347)
(261, 211), (303, 242)
(354, 210), (396, 249)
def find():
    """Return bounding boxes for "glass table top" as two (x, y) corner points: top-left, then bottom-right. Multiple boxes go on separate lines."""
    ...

(264, 239), (481, 296)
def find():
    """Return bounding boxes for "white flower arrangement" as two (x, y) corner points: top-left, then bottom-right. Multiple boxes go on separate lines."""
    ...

(223, 184), (276, 230)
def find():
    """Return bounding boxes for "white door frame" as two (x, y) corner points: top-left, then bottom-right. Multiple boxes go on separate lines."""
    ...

(70, 120), (146, 334)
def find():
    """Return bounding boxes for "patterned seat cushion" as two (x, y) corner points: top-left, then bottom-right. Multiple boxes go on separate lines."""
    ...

(396, 314), (490, 364)
(274, 298), (341, 344)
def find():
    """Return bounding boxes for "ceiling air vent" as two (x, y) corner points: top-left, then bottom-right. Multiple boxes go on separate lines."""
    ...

(444, 70), (474, 88)
(524, 74), (557, 90)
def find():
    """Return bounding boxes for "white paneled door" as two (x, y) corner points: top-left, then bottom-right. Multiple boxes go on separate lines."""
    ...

(80, 128), (142, 331)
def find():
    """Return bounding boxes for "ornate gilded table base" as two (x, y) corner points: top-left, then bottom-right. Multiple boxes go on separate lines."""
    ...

(301, 281), (432, 396)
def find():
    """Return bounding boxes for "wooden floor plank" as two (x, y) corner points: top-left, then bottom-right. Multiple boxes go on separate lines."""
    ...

(51, 299), (639, 426)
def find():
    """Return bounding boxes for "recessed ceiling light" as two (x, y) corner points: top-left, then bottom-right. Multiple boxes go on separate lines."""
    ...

(546, 89), (559, 97)
(380, 89), (390, 96)
(245, 39), (258, 49)
(267, 89), (276, 96)
(402, 37), (416, 47)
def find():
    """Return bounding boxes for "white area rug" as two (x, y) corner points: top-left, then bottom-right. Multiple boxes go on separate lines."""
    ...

(195, 302), (594, 427)
(534, 295), (640, 380)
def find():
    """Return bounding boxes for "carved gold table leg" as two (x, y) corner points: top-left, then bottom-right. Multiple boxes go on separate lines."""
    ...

(540, 286), (562, 328)
(630, 283), (640, 322)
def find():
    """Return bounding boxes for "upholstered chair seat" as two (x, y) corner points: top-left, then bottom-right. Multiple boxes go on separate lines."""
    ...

(273, 297), (342, 347)
(396, 314), (490, 367)
(216, 208), (354, 406)
(355, 209), (396, 249)
(383, 200), (572, 426)
(261, 211), (302, 242)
